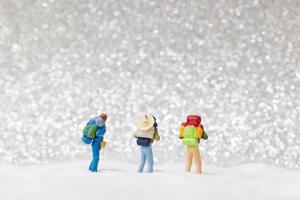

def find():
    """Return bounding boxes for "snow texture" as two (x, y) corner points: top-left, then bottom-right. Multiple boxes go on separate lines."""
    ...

(0, 0), (300, 168)
(0, 161), (299, 200)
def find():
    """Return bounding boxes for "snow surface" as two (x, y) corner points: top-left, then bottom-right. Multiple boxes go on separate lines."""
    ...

(0, 161), (299, 200)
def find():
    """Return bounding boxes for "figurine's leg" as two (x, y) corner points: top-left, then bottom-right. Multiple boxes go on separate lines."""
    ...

(145, 145), (154, 173)
(89, 141), (100, 172)
(185, 147), (193, 172)
(89, 149), (93, 171)
(89, 148), (94, 171)
(194, 146), (202, 174)
(89, 161), (92, 171)
(138, 147), (146, 173)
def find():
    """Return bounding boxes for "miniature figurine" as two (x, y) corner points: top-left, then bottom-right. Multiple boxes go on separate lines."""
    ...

(179, 115), (208, 174)
(134, 114), (160, 173)
(81, 113), (108, 172)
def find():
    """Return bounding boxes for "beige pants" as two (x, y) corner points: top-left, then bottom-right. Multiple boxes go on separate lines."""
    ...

(185, 146), (202, 174)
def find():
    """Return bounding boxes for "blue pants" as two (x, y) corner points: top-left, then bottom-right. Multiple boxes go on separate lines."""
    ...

(138, 145), (154, 173)
(89, 140), (101, 172)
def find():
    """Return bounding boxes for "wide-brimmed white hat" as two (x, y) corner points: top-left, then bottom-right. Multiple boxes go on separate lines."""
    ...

(137, 114), (155, 131)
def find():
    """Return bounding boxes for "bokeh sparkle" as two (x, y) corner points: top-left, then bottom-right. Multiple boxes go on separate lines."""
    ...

(0, 0), (299, 168)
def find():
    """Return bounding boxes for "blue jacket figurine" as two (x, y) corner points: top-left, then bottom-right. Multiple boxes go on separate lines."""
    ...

(82, 113), (107, 172)
(134, 115), (160, 173)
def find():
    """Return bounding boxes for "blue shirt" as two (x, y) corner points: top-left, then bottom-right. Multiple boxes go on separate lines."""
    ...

(88, 117), (106, 143)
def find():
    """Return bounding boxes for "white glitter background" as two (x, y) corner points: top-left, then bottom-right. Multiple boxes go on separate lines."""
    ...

(0, 0), (299, 168)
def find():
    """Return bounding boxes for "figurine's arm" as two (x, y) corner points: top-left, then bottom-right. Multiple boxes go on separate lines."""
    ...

(179, 126), (184, 139)
(134, 131), (138, 138)
(153, 128), (160, 141)
(202, 130), (208, 140)
(95, 126), (106, 138)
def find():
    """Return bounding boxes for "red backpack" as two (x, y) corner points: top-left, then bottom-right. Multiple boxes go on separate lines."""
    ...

(181, 115), (203, 129)
(180, 115), (206, 145)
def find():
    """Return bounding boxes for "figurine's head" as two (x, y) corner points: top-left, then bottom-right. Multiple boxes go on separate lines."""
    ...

(100, 113), (108, 122)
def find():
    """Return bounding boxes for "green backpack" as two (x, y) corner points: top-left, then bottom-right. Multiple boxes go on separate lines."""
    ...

(182, 126), (199, 147)
(83, 124), (98, 139)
